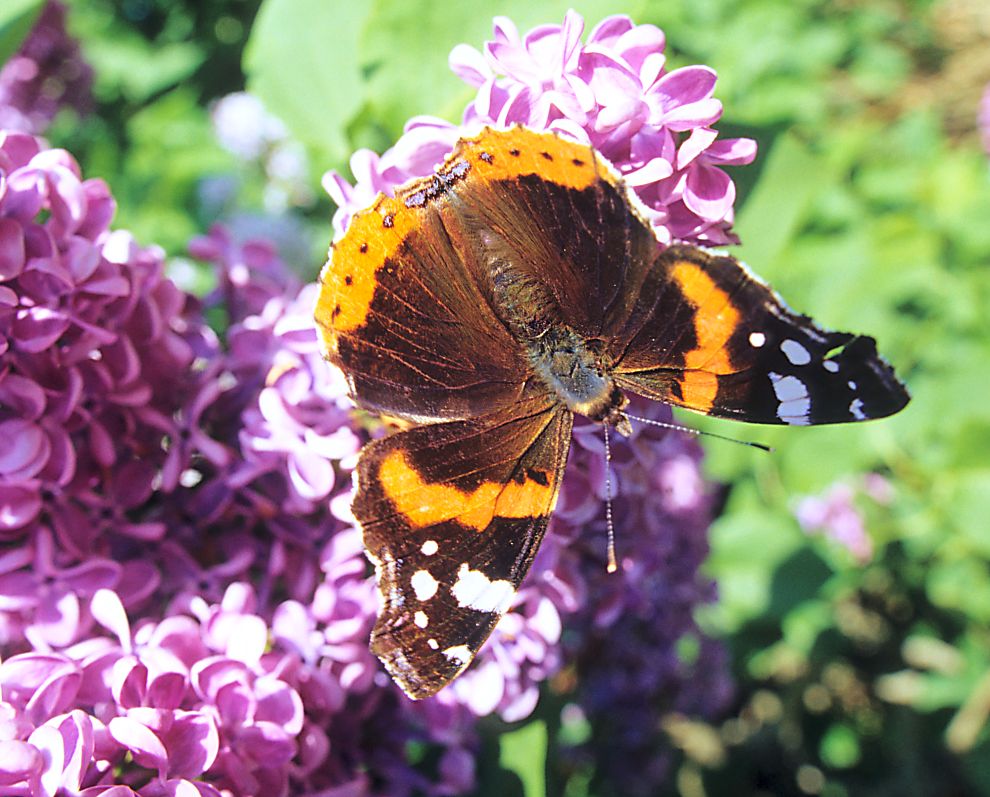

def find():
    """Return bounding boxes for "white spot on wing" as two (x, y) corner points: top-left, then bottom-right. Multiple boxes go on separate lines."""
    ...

(848, 380), (857, 390)
(414, 611), (429, 628)
(749, 331), (766, 348)
(420, 540), (438, 556)
(442, 644), (472, 667)
(410, 570), (439, 601)
(451, 563), (515, 614)
(781, 338), (811, 365)
(427, 638), (439, 650)
(770, 372), (807, 402)
(850, 398), (867, 420)
(769, 371), (811, 425)
(823, 360), (839, 373)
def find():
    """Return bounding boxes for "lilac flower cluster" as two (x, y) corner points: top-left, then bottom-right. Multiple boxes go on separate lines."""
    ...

(795, 474), (894, 563)
(551, 402), (732, 794)
(326, 11), (755, 245)
(0, 1), (92, 135)
(0, 130), (187, 620)
(2, 9), (741, 794)
(0, 134), (474, 795)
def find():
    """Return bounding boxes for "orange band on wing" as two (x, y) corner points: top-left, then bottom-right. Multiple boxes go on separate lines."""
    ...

(378, 449), (555, 531)
(671, 259), (741, 410)
(315, 192), (420, 351)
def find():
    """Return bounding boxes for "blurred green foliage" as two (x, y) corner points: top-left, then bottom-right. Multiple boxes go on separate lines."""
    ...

(0, 0), (44, 64)
(28, 0), (990, 794)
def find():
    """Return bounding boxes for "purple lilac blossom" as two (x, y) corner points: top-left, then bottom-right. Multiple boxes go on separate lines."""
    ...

(555, 401), (732, 795)
(325, 11), (755, 245)
(0, 1), (93, 135)
(0, 135), (474, 794)
(3, 10), (741, 794)
(795, 474), (894, 563)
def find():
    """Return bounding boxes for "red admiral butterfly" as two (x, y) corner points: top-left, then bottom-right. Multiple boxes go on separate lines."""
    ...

(315, 126), (909, 698)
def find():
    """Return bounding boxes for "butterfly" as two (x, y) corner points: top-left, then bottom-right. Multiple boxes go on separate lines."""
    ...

(314, 125), (909, 699)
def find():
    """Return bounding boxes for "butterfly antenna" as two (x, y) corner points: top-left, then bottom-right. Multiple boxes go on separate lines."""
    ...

(603, 423), (618, 573)
(624, 413), (774, 453)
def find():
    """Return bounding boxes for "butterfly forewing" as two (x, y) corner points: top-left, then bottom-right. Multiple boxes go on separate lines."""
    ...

(316, 169), (531, 422)
(445, 127), (659, 339)
(611, 245), (910, 425)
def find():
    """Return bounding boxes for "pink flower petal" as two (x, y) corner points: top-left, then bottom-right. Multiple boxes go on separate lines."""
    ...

(111, 657), (147, 709)
(147, 672), (186, 710)
(624, 156), (674, 186)
(660, 97), (723, 132)
(79, 786), (139, 797)
(683, 162), (734, 221)
(0, 483), (42, 530)
(236, 721), (296, 766)
(0, 419), (50, 478)
(0, 739), (43, 785)
(12, 307), (70, 352)
(703, 135), (758, 166)
(586, 15), (635, 46)
(90, 589), (132, 651)
(32, 587), (81, 647)
(107, 716), (167, 778)
(255, 678), (304, 734)
(448, 43), (490, 87)
(676, 127), (719, 170)
(649, 65), (717, 108)
(0, 218), (26, 279)
(25, 666), (83, 725)
(162, 711), (219, 779)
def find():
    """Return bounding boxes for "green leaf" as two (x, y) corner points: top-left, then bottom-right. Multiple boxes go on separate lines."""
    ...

(245, 0), (370, 163)
(500, 719), (547, 797)
(108, 88), (234, 254)
(734, 131), (830, 269)
(703, 507), (806, 632)
(927, 559), (990, 625)
(86, 39), (205, 103)
(947, 471), (990, 558)
(0, 0), (43, 65)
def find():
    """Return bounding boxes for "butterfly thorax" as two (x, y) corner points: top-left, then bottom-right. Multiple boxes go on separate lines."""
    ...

(490, 261), (630, 433)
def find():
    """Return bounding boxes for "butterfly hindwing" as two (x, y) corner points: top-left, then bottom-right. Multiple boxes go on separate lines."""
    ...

(353, 397), (572, 699)
(611, 245), (910, 424)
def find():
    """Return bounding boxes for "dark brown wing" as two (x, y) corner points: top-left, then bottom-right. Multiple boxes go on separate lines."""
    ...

(354, 397), (572, 699)
(610, 245), (910, 424)
(316, 125), (660, 420)
(316, 171), (531, 422)
(440, 126), (659, 340)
